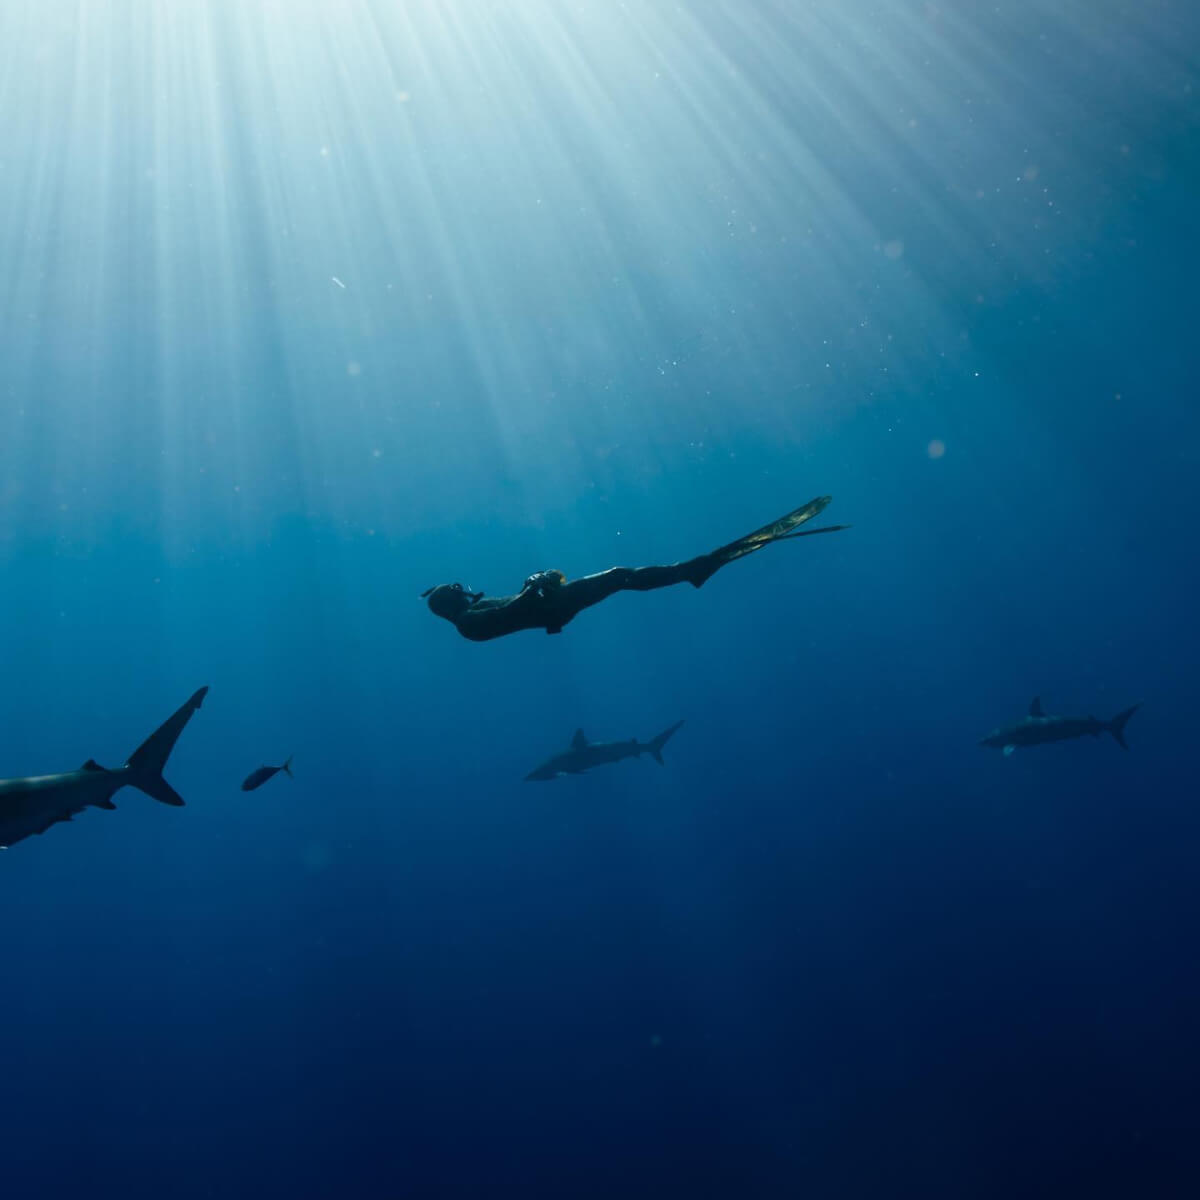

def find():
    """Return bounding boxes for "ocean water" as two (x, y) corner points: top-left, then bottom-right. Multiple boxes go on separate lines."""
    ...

(1, 2), (1198, 1196)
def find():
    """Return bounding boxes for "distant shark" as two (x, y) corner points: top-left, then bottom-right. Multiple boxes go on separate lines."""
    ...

(0, 687), (209, 849)
(525, 720), (685, 781)
(980, 696), (1140, 756)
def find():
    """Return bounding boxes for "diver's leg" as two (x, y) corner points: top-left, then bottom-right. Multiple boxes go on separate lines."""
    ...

(547, 497), (846, 626)
(547, 563), (710, 629)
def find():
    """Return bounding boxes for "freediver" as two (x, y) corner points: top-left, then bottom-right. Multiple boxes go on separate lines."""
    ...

(422, 495), (847, 642)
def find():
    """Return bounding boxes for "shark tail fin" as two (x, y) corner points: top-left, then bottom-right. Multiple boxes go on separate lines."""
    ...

(647, 720), (685, 766)
(125, 687), (209, 806)
(283, 756), (294, 779)
(1108, 702), (1140, 750)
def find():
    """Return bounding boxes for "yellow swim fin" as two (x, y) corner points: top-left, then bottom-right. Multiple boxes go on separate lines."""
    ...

(713, 496), (844, 562)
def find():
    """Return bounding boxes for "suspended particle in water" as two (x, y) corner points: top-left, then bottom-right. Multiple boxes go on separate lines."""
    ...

(927, 439), (946, 459)
(331, 276), (346, 289)
(883, 239), (904, 260)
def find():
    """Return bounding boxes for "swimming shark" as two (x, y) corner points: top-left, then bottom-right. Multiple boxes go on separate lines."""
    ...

(980, 696), (1140, 756)
(0, 686), (209, 849)
(524, 720), (685, 781)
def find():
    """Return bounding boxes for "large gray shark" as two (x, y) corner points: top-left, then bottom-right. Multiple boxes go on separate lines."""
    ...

(0, 686), (209, 849)
(525, 720), (685, 781)
(980, 696), (1140, 756)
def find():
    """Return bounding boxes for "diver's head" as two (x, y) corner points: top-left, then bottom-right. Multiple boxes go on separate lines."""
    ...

(422, 582), (474, 621)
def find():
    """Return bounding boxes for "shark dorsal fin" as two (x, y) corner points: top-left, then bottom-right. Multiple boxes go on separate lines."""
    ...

(571, 729), (588, 750)
(1029, 697), (1045, 718)
(80, 759), (106, 772)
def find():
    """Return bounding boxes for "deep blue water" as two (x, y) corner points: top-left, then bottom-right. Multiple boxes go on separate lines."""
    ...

(2, 2), (1199, 1196)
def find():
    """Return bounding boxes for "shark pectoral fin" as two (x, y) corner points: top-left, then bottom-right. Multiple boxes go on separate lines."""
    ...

(1003, 745), (1016, 757)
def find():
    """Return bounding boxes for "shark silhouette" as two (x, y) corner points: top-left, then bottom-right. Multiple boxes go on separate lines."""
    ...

(0, 687), (209, 849)
(980, 696), (1140, 756)
(525, 721), (685, 781)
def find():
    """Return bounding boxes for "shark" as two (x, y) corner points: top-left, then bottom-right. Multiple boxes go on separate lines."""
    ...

(0, 686), (209, 849)
(980, 695), (1140, 756)
(525, 720), (685, 781)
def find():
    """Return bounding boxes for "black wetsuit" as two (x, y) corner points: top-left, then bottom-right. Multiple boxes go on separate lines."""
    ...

(433, 494), (846, 642)
(452, 559), (716, 642)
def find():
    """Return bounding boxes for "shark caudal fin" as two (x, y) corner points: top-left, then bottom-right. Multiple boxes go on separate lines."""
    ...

(1107, 702), (1141, 750)
(124, 687), (209, 806)
(646, 720), (685, 766)
(282, 756), (294, 779)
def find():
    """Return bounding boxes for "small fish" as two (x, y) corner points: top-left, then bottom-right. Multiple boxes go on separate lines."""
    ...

(331, 276), (346, 289)
(241, 757), (294, 792)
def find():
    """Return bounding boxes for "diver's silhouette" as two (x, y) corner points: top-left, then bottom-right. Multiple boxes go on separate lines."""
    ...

(422, 496), (847, 642)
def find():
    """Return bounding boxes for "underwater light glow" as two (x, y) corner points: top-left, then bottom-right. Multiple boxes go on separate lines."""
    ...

(0, 0), (1187, 552)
